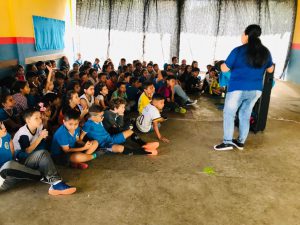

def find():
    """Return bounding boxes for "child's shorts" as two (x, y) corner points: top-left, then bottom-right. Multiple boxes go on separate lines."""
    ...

(101, 133), (126, 148)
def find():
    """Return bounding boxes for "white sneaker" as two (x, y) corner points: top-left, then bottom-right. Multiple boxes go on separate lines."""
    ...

(186, 100), (197, 106)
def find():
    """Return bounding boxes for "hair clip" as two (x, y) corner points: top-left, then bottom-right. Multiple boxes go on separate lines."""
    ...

(38, 102), (46, 112)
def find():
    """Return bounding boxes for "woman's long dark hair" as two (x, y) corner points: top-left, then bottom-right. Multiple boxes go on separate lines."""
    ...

(245, 24), (270, 68)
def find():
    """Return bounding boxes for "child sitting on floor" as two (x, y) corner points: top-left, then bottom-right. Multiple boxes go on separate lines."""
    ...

(12, 81), (30, 115)
(8, 110), (76, 195)
(95, 83), (109, 109)
(80, 81), (99, 109)
(80, 104), (158, 156)
(0, 92), (22, 133)
(136, 93), (169, 143)
(158, 76), (186, 114)
(111, 82), (128, 100)
(51, 110), (99, 170)
(138, 81), (155, 114)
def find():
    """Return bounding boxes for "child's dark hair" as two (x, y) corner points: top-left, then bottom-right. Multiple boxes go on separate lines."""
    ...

(69, 70), (79, 79)
(26, 64), (36, 72)
(23, 108), (39, 121)
(95, 83), (107, 95)
(79, 71), (87, 78)
(89, 104), (104, 114)
(82, 80), (93, 90)
(12, 81), (28, 93)
(26, 71), (38, 80)
(161, 70), (168, 78)
(89, 68), (97, 76)
(142, 81), (154, 90)
(66, 80), (80, 91)
(166, 75), (176, 81)
(192, 68), (200, 73)
(109, 71), (118, 78)
(16, 64), (24, 72)
(63, 109), (81, 121)
(73, 62), (79, 67)
(65, 90), (77, 102)
(0, 92), (11, 108)
(109, 97), (126, 110)
(117, 82), (126, 88)
(152, 93), (165, 101)
(98, 72), (107, 79)
(35, 61), (45, 68)
(124, 72), (131, 79)
(55, 71), (65, 80)
(129, 77), (138, 85)
(141, 68), (147, 75)
(43, 93), (59, 104)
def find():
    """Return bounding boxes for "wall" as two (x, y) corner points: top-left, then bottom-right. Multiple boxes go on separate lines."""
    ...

(0, 0), (75, 79)
(287, 1), (300, 83)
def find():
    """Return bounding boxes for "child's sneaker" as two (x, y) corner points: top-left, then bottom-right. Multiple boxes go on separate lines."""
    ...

(142, 142), (160, 151)
(213, 143), (234, 151)
(232, 139), (244, 150)
(48, 181), (76, 196)
(175, 107), (186, 114)
(70, 162), (89, 170)
(186, 99), (197, 106)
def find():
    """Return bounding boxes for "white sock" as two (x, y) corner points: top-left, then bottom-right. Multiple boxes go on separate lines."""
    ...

(52, 180), (62, 186)
(0, 175), (5, 187)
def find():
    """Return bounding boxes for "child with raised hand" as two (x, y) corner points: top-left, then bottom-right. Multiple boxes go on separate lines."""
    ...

(80, 104), (158, 156)
(8, 110), (76, 195)
(138, 81), (155, 114)
(51, 110), (99, 170)
(136, 93), (169, 143)
(42, 65), (55, 95)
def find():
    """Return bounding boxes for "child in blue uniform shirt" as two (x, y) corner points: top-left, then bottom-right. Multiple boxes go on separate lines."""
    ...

(1, 120), (76, 196)
(80, 104), (158, 155)
(51, 109), (99, 169)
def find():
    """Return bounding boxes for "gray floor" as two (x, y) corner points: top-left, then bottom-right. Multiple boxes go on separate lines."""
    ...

(1, 80), (300, 225)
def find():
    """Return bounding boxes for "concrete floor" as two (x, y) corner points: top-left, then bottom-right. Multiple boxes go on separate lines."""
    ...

(1, 80), (300, 225)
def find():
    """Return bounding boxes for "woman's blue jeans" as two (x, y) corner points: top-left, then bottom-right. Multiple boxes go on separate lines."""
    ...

(223, 90), (262, 144)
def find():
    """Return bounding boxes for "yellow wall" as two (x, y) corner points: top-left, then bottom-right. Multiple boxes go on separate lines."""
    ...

(293, 0), (300, 43)
(0, 0), (70, 37)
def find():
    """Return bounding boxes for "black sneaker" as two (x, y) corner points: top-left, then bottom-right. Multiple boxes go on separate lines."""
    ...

(213, 143), (234, 151)
(186, 100), (198, 106)
(232, 139), (244, 150)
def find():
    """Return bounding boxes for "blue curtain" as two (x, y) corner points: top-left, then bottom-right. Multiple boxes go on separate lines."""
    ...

(33, 16), (65, 51)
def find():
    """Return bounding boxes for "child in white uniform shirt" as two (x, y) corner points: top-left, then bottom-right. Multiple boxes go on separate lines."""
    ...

(136, 93), (169, 143)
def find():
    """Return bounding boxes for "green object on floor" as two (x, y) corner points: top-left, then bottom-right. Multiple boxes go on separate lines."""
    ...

(203, 167), (215, 175)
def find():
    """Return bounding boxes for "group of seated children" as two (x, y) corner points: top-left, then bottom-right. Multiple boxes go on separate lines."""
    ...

(0, 55), (223, 196)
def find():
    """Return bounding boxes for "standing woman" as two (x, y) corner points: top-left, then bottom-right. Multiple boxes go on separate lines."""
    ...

(214, 24), (274, 151)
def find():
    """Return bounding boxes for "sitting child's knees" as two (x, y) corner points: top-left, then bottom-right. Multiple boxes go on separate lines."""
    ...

(91, 140), (99, 148)
(112, 145), (123, 153)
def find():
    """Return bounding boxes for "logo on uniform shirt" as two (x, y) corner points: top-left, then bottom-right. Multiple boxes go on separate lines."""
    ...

(4, 142), (9, 150)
